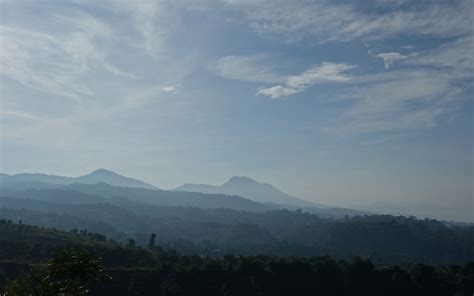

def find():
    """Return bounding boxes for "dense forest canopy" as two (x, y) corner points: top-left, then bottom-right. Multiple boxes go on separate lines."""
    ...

(1, 221), (473, 296)
(1, 194), (473, 265)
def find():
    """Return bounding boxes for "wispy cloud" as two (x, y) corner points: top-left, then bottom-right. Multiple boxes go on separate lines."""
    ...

(406, 36), (473, 78)
(330, 34), (473, 134)
(0, 26), (93, 98)
(333, 73), (460, 133)
(213, 56), (355, 98)
(0, 84), (171, 144)
(375, 52), (409, 69)
(213, 55), (284, 83)
(0, 110), (42, 121)
(215, 34), (472, 132)
(229, 0), (472, 43)
(118, 0), (166, 57)
(0, 12), (129, 99)
(257, 62), (356, 99)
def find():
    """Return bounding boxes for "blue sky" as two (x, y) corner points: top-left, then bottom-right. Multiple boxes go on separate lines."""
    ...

(0, 0), (472, 221)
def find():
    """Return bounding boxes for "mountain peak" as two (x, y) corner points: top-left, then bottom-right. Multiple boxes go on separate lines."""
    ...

(176, 175), (319, 208)
(89, 168), (117, 176)
(225, 176), (260, 185)
(76, 169), (159, 190)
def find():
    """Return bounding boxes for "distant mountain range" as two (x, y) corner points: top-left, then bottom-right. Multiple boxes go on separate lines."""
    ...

(173, 176), (325, 209)
(0, 168), (158, 190)
(0, 168), (364, 218)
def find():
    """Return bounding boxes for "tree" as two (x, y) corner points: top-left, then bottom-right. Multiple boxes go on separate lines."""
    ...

(4, 249), (111, 295)
(127, 238), (136, 247)
(148, 233), (157, 249)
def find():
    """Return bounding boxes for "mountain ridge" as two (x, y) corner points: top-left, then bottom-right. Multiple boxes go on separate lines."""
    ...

(0, 169), (158, 190)
(173, 176), (324, 208)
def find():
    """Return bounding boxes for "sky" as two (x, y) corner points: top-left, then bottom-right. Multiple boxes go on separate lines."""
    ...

(0, 0), (473, 221)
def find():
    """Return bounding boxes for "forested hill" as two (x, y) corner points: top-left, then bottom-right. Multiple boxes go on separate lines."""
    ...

(1, 196), (473, 265)
(1, 220), (473, 296)
(1, 177), (473, 265)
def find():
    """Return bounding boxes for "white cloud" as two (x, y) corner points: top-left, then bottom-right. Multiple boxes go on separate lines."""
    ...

(256, 85), (299, 98)
(375, 0), (410, 6)
(213, 55), (357, 99)
(257, 62), (356, 99)
(286, 63), (355, 87)
(162, 84), (181, 93)
(375, 52), (409, 69)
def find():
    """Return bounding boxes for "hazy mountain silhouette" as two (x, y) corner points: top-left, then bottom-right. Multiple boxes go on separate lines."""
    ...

(74, 169), (158, 189)
(63, 182), (271, 212)
(174, 176), (323, 208)
(1, 170), (367, 218)
(0, 169), (158, 190)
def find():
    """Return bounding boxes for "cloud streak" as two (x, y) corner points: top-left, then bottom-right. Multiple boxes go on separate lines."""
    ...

(0, 13), (129, 99)
(334, 73), (460, 134)
(214, 55), (284, 83)
(257, 62), (356, 98)
(230, 0), (472, 43)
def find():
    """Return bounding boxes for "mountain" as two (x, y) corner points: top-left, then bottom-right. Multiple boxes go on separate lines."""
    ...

(174, 176), (320, 208)
(1, 171), (363, 218)
(0, 172), (71, 185)
(0, 169), (158, 190)
(74, 169), (158, 189)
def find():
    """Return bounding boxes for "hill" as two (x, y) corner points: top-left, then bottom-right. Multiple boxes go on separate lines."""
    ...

(1, 193), (473, 264)
(1, 220), (473, 296)
(64, 182), (271, 212)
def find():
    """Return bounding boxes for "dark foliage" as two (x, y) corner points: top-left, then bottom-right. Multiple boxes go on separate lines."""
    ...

(1, 198), (473, 264)
(0, 221), (473, 295)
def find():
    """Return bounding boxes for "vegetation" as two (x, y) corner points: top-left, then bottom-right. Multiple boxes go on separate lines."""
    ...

(0, 221), (473, 295)
(1, 179), (473, 294)
(3, 249), (110, 295)
(1, 198), (473, 264)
